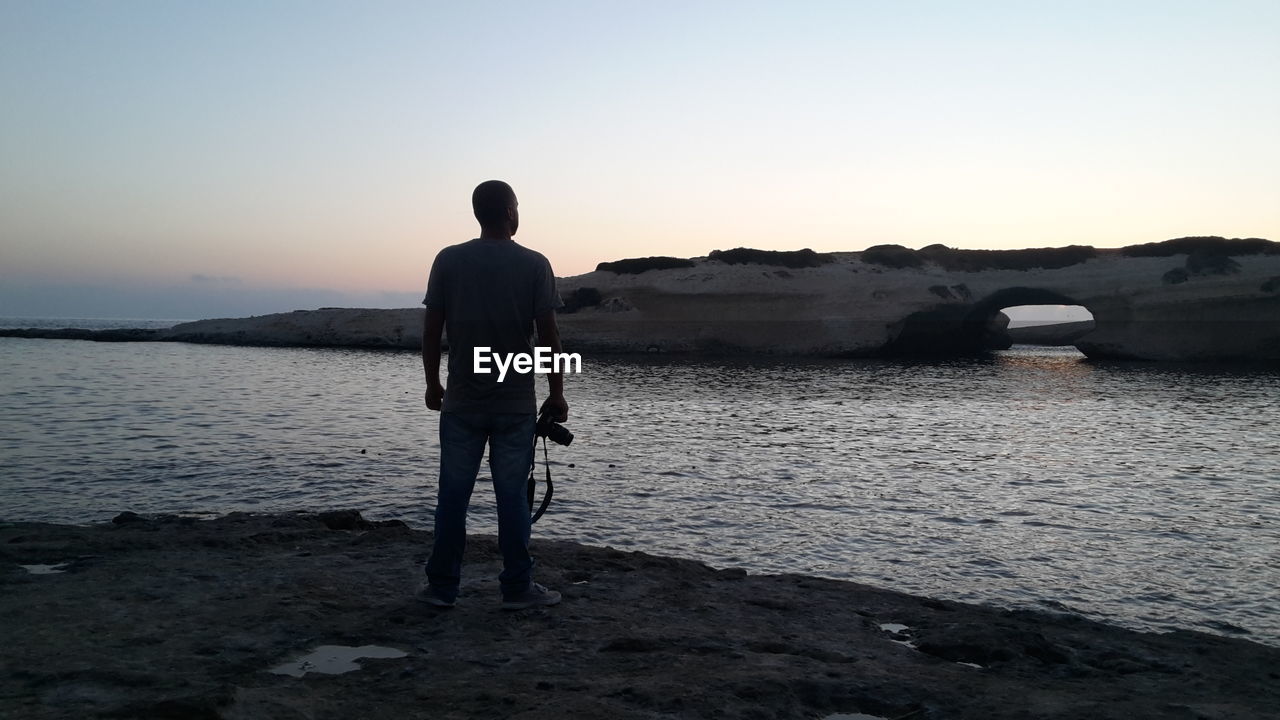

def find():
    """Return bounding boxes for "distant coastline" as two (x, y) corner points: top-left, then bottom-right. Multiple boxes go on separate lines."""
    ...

(0, 317), (191, 331)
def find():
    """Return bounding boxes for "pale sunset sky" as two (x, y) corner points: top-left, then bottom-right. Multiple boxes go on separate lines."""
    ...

(2, 1), (1277, 318)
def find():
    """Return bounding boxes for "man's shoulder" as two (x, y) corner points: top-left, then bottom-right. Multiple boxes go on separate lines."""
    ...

(431, 239), (492, 270)
(514, 243), (552, 266)
(434, 239), (552, 273)
(487, 241), (554, 271)
(435, 239), (480, 259)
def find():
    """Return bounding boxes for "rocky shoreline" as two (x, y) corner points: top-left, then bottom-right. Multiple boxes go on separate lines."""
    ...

(3, 511), (1276, 719)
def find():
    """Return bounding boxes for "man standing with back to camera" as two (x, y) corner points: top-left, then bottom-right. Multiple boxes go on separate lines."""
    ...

(417, 180), (567, 610)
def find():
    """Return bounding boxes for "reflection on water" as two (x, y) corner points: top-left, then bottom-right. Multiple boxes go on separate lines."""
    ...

(1, 338), (1277, 645)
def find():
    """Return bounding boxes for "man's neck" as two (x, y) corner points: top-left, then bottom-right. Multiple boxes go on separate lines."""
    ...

(478, 227), (513, 242)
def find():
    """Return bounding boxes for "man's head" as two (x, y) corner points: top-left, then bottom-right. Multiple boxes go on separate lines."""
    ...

(472, 180), (518, 236)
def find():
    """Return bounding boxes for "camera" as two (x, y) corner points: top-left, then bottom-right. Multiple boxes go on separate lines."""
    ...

(536, 412), (573, 446)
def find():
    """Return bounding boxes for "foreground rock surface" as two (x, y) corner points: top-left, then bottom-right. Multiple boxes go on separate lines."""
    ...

(2, 512), (1276, 720)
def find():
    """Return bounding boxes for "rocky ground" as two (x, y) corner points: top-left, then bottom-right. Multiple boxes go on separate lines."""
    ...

(2, 511), (1276, 720)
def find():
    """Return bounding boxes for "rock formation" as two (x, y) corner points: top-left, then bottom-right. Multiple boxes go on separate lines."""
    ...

(555, 237), (1280, 361)
(4, 237), (1276, 361)
(162, 308), (424, 349)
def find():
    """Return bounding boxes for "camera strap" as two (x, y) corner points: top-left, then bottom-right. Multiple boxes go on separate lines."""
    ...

(527, 436), (554, 524)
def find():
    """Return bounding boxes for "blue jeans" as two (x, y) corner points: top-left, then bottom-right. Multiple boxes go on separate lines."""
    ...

(425, 412), (536, 601)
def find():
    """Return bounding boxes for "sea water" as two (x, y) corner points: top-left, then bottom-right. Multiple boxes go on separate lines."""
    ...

(1, 332), (1277, 645)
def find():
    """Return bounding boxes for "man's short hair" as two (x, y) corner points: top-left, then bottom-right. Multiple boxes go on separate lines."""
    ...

(472, 180), (516, 226)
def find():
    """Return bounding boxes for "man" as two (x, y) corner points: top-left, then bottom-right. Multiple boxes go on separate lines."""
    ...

(418, 180), (568, 610)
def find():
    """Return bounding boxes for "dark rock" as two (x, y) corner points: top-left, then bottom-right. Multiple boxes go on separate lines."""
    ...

(558, 287), (603, 314)
(915, 625), (1072, 666)
(745, 597), (790, 610)
(601, 636), (667, 652)
(596, 256), (696, 274)
(1121, 235), (1280, 258)
(981, 312), (1012, 350)
(918, 244), (1098, 271)
(596, 296), (633, 313)
(861, 244), (923, 268)
(106, 694), (227, 720)
(707, 247), (835, 268)
(1081, 650), (1167, 675)
(370, 519), (409, 530)
(112, 512), (146, 525)
(1187, 251), (1241, 275)
(318, 510), (366, 531)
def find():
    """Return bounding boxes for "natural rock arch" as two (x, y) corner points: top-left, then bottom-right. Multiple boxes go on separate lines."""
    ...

(880, 288), (1087, 355)
(961, 288), (1094, 351)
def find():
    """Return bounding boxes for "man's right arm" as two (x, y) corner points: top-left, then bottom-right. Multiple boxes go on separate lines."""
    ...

(423, 308), (445, 411)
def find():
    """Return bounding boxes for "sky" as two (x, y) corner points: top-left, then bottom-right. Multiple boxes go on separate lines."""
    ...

(2, 1), (1278, 319)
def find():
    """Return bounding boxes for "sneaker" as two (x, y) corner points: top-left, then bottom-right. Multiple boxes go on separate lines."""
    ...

(501, 583), (561, 611)
(415, 581), (456, 608)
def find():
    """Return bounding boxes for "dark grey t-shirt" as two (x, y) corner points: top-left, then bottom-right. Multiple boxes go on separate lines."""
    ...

(423, 238), (562, 414)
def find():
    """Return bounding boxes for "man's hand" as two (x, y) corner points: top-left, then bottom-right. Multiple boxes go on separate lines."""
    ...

(425, 382), (444, 411)
(539, 392), (568, 422)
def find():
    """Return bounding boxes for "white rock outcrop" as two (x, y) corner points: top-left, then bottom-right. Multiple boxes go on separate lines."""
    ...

(161, 308), (424, 349)
(554, 240), (1280, 361)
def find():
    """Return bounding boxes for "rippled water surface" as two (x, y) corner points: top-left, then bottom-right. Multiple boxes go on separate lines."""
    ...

(1, 337), (1277, 645)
